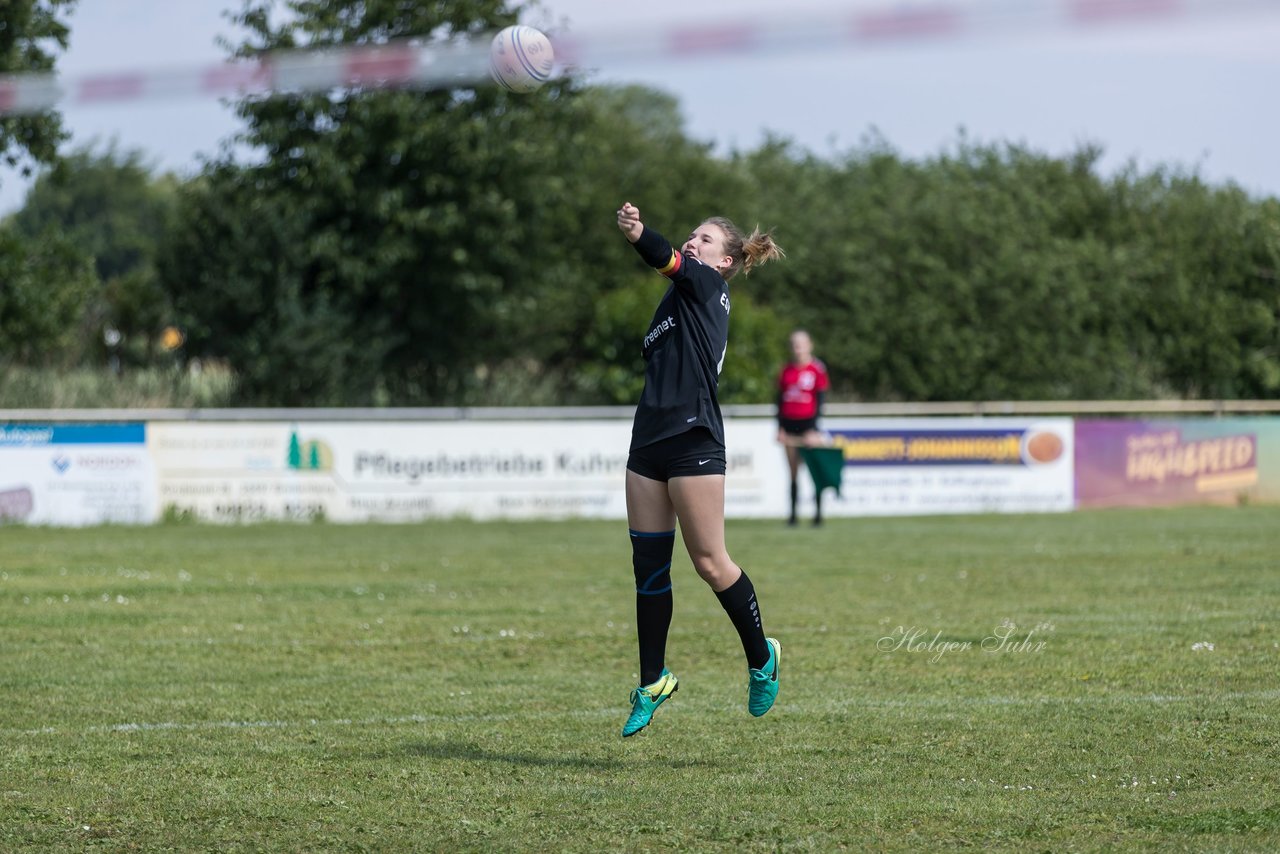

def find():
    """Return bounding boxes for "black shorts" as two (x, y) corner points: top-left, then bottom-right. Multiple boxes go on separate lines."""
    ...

(779, 416), (819, 436)
(627, 428), (727, 481)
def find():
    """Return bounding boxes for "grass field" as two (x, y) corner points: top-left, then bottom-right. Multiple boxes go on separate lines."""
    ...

(2, 507), (1278, 852)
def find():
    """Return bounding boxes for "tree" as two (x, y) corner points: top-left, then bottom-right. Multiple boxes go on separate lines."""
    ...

(153, 0), (1279, 406)
(738, 135), (1280, 402)
(0, 0), (77, 183)
(1107, 171), (1280, 398)
(10, 143), (179, 365)
(0, 226), (96, 364)
(161, 1), (578, 404)
(160, 2), (770, 406)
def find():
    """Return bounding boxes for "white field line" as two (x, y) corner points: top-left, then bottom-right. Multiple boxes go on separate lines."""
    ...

(9, 688), (1280, 738)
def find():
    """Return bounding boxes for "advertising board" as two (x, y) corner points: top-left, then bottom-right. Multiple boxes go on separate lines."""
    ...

(818, 418), (1075, 515)
(0, 423), (155, 525)
(1075, 418), (1280, 507)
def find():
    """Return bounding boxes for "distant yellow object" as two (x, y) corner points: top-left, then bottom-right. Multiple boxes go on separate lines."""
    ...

(160, 326), (185, 351)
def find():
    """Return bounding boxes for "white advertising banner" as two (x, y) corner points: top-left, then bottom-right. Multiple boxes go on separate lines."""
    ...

(817, 417), (1075, 516)
(0, 423), (157, 525)
(0, 416), (1073, 525)
(149, 420), (779, 522)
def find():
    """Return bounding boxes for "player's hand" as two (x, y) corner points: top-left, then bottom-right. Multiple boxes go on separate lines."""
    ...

(617, 202), (643, 243)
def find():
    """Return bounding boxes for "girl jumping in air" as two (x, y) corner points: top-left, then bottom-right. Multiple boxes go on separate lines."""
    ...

(615, 201), (785, 737)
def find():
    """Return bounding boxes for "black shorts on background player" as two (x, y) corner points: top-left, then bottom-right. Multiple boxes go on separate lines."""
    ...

(778, 416), (818, 438)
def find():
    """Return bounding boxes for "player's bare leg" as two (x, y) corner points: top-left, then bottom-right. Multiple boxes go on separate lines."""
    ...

(783, 442), (802, 525)
(669, 475), (779, 716)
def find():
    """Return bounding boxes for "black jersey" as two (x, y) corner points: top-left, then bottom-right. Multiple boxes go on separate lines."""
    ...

(628, 226), (731, 452)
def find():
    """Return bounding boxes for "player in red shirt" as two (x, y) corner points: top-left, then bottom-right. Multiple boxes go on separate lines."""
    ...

(776, 329), (830, 526)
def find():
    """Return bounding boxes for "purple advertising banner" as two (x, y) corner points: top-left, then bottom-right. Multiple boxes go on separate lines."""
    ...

(1074, 418), (1280, 508)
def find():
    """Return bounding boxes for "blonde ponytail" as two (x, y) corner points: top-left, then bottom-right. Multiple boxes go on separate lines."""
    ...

(740, 227), (785, 277)
(703, 216), (786, 280)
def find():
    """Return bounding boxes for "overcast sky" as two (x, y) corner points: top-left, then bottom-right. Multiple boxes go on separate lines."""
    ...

(2, 0), (1278, 215)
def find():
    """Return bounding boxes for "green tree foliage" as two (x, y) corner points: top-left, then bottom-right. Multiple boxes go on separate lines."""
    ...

(0, 0), (76, 181)
(1105, 171), (1280, 398)
(0, 1), (94, 375)
(159, 0), (768, 406)
(0, 226), (96, 364)
(9, 143), (179, 365)
(740, 137), (1280, 401)
(144, 0), (1278, 407)
(161, 0), (580, 405)
(4, 0), (1273, 406)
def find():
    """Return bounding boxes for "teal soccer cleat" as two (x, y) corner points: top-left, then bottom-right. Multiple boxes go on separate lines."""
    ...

(748, 638), (781, 717)
(622, 669), (679, 737)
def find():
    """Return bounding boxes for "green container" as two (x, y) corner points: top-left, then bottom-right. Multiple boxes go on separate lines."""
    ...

(800, 446), (845, 497)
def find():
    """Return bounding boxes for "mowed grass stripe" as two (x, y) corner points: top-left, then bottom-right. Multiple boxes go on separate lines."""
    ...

(8, 685), (1280, 741)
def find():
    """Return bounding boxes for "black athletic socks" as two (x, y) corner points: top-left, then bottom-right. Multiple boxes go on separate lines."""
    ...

(715, 570), (770, 670)
(633, 533), (771, 678)
(631, 529), (676, 686)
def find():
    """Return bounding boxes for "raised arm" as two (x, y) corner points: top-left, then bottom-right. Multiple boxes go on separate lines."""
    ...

(617, 201), (688, 281)
(617, 202), (643, 243)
